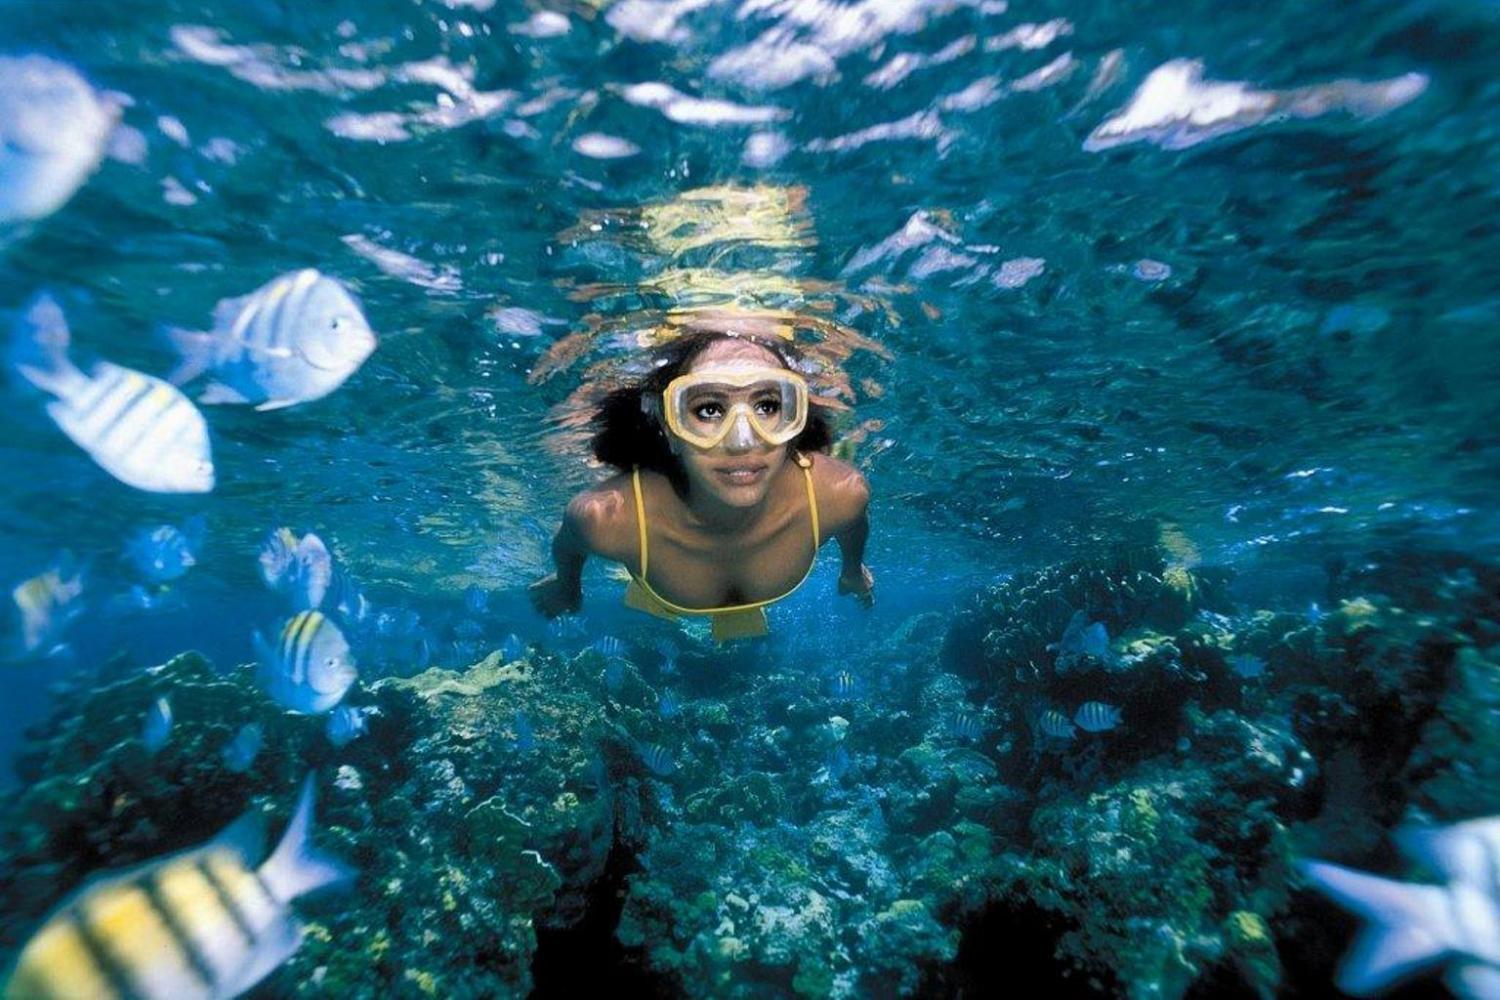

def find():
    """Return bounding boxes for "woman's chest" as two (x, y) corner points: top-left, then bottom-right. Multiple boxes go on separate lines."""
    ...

(642, 515), (819, 608)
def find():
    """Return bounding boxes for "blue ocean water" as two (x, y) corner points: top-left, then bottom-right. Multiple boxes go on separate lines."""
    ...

(0, 0), (1497, 994)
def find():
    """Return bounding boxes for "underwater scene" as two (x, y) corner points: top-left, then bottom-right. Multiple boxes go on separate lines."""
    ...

(2, 0), (1499, 996)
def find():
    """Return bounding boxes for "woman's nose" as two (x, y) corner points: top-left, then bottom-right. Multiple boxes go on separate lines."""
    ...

(724, 411), (756, 452)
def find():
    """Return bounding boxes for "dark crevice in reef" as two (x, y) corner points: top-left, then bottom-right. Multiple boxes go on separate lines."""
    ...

(937, 899), (1107, 999)
(530, 843), (683, 999)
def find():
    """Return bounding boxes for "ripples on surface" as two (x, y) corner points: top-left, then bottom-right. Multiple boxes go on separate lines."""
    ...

(1, 0), (1496, 650)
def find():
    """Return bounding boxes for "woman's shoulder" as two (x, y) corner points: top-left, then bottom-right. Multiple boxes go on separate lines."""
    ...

(804, 452), (869, 531)
(564, 473), (638, 560)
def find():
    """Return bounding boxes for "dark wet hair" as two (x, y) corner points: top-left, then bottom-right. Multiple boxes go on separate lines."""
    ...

(591, 331), (835, 496)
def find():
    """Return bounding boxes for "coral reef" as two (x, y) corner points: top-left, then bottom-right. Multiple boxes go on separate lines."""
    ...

(3, 538), (1497, 1000)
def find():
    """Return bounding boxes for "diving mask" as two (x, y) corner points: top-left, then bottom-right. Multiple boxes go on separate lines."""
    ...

(662, 367), (809, 450)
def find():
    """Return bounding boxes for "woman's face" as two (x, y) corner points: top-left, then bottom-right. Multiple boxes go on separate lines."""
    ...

(666, 338), (794, 510)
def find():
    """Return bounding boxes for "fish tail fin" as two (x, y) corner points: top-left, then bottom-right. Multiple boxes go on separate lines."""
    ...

(10, 293), (86, 398)
(215, 908), (304, 999)
(259, 774), (354, 903)
(163, 325), (217, 386)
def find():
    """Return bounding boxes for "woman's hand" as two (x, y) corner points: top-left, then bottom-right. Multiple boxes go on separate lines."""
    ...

(837, 565), (875, 608)
(529, 574), (582, 618)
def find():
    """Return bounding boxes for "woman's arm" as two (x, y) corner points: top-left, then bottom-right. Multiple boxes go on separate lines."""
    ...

(530, 484), (632, 618)
(818, 457), (874, 607)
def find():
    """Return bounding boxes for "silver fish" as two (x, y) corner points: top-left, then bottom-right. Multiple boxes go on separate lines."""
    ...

(258, 528), (333, 611)
(1228, 654), (1267, 679)
(254, 611), (357, 714)
(142, 696), (173, 754)
(166, 269), (377, 410)
(124, 516), (205, 584)
(221, 722), (263, 773)
(1038, 709), (1077, 741)
(1073, 701), (1123, 733)
(949, 710), (985, 742)
(0, 775), (350, 1000)
(831, 670), (858, 698)
(12, 295), (214, 493)
(0, 55), (119, 225)
(1302, 816), (1500, 999)
(593, 635), (625, 658)
(10, 554), (85, 656)
(325, 705), (374, 749)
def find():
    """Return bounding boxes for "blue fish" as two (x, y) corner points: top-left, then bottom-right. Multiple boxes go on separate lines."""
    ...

(141, 696), (172, 754)
(463, 586), (489, 616)
(500, 633), (527, 662)
(258, 528), (332, 612)
(638, 741), (676, 777)
(511, 711), (536, 753)
(830, 670), (859, 698)
(325, 705), (374, 749)
(1052, 611), (1114, 672)
(825, 745), (850, 784)
(123, 516), (205, 585)
(658, 691), (681, 720)
(593, 635), (626, 658)
(221, 722), (263, 773)
(1227, 653), (1267, 679)
(603, 659), (626, 694)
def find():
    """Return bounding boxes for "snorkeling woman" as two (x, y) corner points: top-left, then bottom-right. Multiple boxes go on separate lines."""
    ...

(530, 330), (874, 642)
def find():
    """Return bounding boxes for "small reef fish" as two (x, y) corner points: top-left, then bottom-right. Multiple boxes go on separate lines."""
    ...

(824, 745), (851, 784)
(1051, 610), (1113, 673)
(499, 633), (527, 663)
(1301, 816), (1500, 999)
(511, 711), (536, 753)
(0, 55), (119, 225)
(0, 775), (351, 1000)
(1227, 653), (1267, 679)
(11, 294), (214, 493)
(325, 705), (374, 749)
(462, 586), (489, 616)
(653, 638), (679, 676)
(603, 658), (626, 694)
(593, 635), (626, 658)
(166, 268), (377, 411)
(948, 710), (985, 742)
(222, 722), (264, 773)
(1038, 708), (1077, 741)
(638, 741), (676, 777)
(9, 555), (85, 656)
(124, 516), (205, 584)
(1073, 701), (1123, 733)
(831, 670), (858, 698)
(141, 696), (173, 754)
(259, 528), (333, 611)
(658, 691), (681, 720)
(254, 611), (357, 714)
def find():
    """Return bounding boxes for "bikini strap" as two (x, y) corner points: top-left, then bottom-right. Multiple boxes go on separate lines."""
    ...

(799, 453), (820, 548)
(630, 465), (649, 577)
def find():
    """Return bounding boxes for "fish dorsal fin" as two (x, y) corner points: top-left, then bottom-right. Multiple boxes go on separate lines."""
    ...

(212, 807), (269, 867)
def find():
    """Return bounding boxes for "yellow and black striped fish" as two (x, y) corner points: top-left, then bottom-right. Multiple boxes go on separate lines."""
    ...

(2, 776), (350, 1000)
(253, 611), (357, 714)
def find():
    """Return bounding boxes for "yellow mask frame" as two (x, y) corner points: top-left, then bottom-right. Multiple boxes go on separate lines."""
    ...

(662, 367), (809, 451)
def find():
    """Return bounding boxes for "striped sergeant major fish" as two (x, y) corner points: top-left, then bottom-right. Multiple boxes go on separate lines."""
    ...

(253, 611), (357, 715)
(10, 294), (213, 493)
(0, 775), (351, 1000)
(165, 269), (377, 411)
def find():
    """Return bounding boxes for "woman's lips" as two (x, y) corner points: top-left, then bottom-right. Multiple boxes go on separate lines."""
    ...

(718, 464), (767, 485)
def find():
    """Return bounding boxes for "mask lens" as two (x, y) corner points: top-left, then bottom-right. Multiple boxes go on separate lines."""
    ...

(665, 370), (807, 449)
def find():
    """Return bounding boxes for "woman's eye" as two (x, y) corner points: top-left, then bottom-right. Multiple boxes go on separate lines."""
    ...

(693, 402), (724, 421)
(754, 398), (781, 416)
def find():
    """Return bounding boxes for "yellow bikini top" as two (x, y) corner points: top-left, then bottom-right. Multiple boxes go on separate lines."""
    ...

(623, 455), (821, 642)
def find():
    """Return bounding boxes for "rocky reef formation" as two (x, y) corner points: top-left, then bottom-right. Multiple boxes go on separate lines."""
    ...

(2, 536), (1496, 999)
